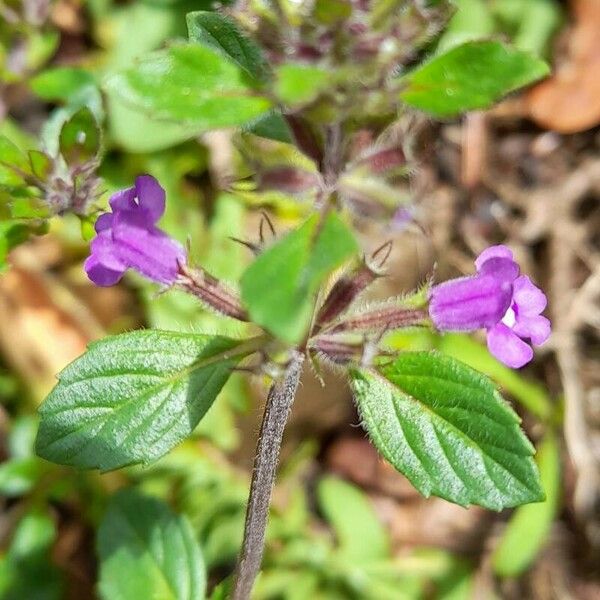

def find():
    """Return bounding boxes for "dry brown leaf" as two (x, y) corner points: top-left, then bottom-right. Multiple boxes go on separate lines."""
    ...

(527, 0), (600, 133)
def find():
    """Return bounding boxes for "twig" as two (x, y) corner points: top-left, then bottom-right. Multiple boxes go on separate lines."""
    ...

(232, 351), (305, 600)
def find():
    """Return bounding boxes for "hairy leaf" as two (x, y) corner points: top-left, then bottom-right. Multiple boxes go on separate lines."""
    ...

(350, 352), (543, 510)
(97, 489), (205, 600)
(400, 40), (549, 116)
(35, 330), (253, 470)
(241, 212), (358, 344)
(105, 43), (272, 129)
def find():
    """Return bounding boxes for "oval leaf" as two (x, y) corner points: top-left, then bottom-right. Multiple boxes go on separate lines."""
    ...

(97, 489), (205, 600)
(400, 40), (549, 117)
(186, 11), (269, 81)
(241, 212), (358, 344)
(350, 352), (543, 510)
(35, 330), (250, 471)
(317, 475), (389, 562)
(104, 43), (272, 129)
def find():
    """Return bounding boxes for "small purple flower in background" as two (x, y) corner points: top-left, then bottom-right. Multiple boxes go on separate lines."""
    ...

(429, 245), (551, 368)
(84, 175), (186, 287)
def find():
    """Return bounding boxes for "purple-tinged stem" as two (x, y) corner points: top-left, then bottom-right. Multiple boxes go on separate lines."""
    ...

(232, 351), (305, 600)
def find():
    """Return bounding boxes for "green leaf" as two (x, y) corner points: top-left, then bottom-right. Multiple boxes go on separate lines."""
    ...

(35, 330), (256, 470)
(313, 0), (352, 24)
(350, 352), (544, 510)
(400, 40), (549, 117)
(29, 67), (96, 102)
(41, 85), (104, 158)
(437, 333), (553, 420)
(241, 212), (358, 344)
(104, 43), (272, 130)
(0, 457), (45, 497)
(317, 475), (390, 562)
(59, 107), (101, 164)
(97, 489), (205, 600)
(0, 220), (33, 270)
(186, 11), (269, 81)
(275, 64), (331, 106)
(0, 510), (63, 600)
(28, 150), (53, 180)
(436, 0), (495, 53)
(0, 135), (31, 186)
(243, 111), (293, 143)
(492, 430), (561, 577)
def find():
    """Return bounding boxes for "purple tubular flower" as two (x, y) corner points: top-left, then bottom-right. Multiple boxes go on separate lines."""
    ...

(429, 245), (551, 368)
(84, 175), (186, 287)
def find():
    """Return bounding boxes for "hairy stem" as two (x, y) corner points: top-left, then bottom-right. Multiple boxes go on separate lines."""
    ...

(232, 351), (305, 600)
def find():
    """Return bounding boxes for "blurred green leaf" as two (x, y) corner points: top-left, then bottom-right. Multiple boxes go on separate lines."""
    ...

(0, 219), (37, 270)
(99, 0), (213, 151)
(105, 43), (272, 130)
(8, 415), (39, 459)
(350, 352), (544, 509)
(400, 40), (549, 116)
(314, 0), (353, 24)
(59, 107), (101, 164)
(436, 0), (495, 52)
(41, 85), (104, 157)
(186, 11), (269, 81)
(492, 430), (561, 577)
(35, 330), (255, 470)
(107, 95), (202, 152)
(25, 31), (60, 73)
(241, 212), (358, 343)
(97, 489), (205, 600)
(493, 0), (563, 57)
(275, 64), (331, 106)
(28, 150), (53, 180)
(244, 111), (294, 144)
(0, 510), (63, 600)
(0, 457), (45, 497)
(29, 67), (96, 101)
(0, 135), (31, 186)
(317, 476), (390, 562)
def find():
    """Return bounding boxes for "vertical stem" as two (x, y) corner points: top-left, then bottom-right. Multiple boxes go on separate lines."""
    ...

(232, 351), (305, 600)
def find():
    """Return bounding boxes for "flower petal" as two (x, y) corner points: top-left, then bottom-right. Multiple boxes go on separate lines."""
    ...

(109, 186), (136, 212)
(84, 231), (127, 286)
(94, 212), (113, 233)
(477, 256), (520, 282)
(135, 174), (166, 225)
(475, 245), (513, 271)
(429, 274), (513, 331)
(487, 323), (533, 368)
(513, 275), (547, 315)
(112, 210), (185, 285)
(513, 314), (551, 346)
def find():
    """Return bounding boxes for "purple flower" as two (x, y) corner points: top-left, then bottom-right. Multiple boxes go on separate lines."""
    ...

(84, 175), (186, 287)
(429, 245), (551, 368)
